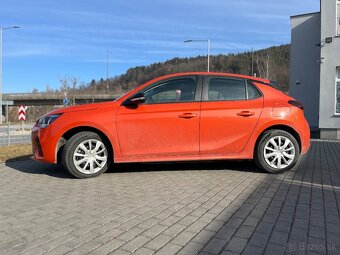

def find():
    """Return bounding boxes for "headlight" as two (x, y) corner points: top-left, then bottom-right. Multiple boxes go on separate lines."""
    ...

(37, 114), (62, 128)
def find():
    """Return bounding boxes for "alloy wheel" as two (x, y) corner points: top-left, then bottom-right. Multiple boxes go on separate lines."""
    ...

(73, 139), (108, 174)
(263, 136), (295, 169)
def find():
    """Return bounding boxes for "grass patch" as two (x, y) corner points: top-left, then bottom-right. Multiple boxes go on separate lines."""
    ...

(0, 144), (32, 162)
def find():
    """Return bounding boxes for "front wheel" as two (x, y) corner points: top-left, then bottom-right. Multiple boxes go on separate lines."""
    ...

(62, 131), (111, 178)
(254, 130), (300, 174)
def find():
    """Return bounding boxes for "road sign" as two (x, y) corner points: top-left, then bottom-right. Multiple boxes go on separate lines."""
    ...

(18, 105), (27, 121)
(63, 98), (69, 106)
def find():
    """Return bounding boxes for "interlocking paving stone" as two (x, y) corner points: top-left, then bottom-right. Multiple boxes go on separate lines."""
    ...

(0, 140), (339, 254)
(144, 234), (172, 251)
(154, 242), (182, 255)
(171, 231), (197, 246)
(133, 247), (155, 255)
(202, 237), (227, 254)
(224, 236), (248, 253)
(119, 235), (150, 253)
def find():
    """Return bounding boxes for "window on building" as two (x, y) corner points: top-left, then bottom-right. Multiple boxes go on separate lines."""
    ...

(337, 1), (340, 35)
(336, 67), (340, 114)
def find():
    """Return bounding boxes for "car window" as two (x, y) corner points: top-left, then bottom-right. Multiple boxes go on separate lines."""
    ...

(208, 78), (246, 101)
(247, 81), (262, 99)
(144, 78), (196, 104)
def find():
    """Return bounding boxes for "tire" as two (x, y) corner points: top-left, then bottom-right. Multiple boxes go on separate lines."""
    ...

(254, 129), (300, 174)
(62, 131), (112, 178)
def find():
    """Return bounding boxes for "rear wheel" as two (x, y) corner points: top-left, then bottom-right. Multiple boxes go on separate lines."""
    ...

(254, 129), (299, 173)
(62, 131), (111, 178)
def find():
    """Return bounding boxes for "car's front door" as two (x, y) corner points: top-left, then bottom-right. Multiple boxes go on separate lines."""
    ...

(200, 76), (264, 155)
(116, 76), (201, 159)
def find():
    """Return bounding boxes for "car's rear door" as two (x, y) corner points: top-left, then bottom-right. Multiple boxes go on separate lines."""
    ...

(200, 76), (264, 155)
(116, 76), (202, 159)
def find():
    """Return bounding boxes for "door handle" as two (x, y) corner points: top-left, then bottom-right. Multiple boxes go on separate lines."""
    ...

(178, 113), (197, 119)
(237, 111), (255, 117)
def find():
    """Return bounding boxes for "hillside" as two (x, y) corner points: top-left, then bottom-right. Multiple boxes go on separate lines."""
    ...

(85, 44), (290, 94)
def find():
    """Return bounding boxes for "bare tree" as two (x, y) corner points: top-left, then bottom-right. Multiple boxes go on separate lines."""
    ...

(59, 76), (69, 106)
(256, 53), (271, 79)
(59, 76), (79, 106)
(69, 76), (78, 106)
(45, 84), (53, 93)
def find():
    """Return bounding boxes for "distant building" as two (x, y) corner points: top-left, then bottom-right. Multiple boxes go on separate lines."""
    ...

(290, 0), (340, 139)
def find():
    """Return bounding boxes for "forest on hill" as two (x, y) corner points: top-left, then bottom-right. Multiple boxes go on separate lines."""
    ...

(107, 44), (290, 93)
(56, 44), (291, 96)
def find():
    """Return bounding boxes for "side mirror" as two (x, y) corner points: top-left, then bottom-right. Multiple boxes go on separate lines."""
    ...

(122, 92), (146, 106)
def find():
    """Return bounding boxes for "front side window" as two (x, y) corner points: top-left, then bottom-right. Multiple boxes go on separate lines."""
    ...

(144, 78), (196, 104)
(208, 78), (246, 101)
(336, 67), (340, 114)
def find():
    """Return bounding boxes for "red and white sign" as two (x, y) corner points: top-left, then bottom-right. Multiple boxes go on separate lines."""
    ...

(18, 105), (28, 121)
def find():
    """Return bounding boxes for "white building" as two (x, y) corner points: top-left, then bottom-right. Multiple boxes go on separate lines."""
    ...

(290, 0), (340, 139)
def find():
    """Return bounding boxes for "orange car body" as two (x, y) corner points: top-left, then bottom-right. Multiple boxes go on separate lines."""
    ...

(32, 72), (310, 164)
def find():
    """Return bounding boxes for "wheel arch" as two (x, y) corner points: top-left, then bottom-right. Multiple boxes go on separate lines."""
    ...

(254, 125), (302, 157)
(56, 126), (114, 164)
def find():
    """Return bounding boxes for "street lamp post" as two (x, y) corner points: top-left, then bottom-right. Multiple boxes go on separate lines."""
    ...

(0, 26), (20, 125)
(106, 50), (112, 92)
(184, 39), (211, 72)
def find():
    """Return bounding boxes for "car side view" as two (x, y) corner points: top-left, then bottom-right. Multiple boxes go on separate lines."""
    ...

(32, 72), (310, 178)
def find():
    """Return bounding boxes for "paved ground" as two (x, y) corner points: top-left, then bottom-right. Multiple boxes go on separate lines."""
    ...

(0, 140), (339, 255)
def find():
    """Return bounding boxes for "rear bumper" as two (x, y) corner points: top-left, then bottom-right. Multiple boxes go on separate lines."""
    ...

(298, 112), (310, 155)
(301, 131), (310, 155)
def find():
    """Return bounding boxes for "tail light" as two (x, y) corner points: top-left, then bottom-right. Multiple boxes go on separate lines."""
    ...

(288, 100), (304, 110)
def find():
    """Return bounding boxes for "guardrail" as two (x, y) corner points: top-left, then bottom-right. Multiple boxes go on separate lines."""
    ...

(0, 123), (32, 146)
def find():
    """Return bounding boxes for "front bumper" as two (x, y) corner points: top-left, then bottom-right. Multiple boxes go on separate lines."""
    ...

(31, 124), (58, 163)
(31, 125), (44, 160)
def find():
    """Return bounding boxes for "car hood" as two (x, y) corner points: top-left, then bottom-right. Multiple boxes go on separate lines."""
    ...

(44, 101), (118, 116)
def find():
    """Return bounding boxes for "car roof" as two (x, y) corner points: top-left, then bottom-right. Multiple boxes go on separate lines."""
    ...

(148, 72), (270, 84)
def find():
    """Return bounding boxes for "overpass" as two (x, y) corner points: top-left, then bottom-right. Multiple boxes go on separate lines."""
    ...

(1, 93), (121, 123)
(2, 93), (120, 106)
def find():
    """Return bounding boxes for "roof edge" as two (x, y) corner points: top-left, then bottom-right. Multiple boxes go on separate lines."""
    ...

(144, 72), (269, 84)
(290, 11), (320, 19)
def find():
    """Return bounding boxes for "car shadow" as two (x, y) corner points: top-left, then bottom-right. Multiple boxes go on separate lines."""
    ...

(4, 159), (73, 178)
(4, 158), (262, 179)
(109, 160), (262, 174)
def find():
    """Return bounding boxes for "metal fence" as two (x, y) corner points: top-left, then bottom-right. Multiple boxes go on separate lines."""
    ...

(0, 123), (32, 146)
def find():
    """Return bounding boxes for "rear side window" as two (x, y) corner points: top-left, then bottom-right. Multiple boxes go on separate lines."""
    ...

(247, 81), (262, 99)
(208, 78), (246, 101)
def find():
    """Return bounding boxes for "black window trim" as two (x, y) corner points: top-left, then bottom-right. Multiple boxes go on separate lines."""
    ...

(249, 78), (280, 91)
(202, 75), (263, 102)
(246, 79), (263, 99)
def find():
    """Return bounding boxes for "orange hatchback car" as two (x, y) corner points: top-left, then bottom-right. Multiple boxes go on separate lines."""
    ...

(32, 72), (310, 178)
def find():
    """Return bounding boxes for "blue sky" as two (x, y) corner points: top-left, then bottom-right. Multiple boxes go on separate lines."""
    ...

(1, 0), (320, 93)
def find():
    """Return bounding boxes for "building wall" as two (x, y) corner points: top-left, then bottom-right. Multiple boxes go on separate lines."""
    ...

(320, 0), (340, 138)
(290, 13), (321, 130)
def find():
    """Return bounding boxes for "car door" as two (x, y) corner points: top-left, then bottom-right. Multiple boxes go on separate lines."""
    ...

(200, 76), (264, 155)
(116, 76), (201, 158)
